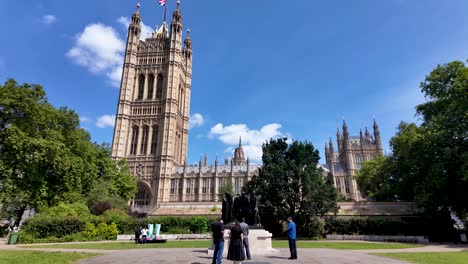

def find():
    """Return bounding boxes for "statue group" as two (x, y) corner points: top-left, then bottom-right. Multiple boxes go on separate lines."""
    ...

(222, 191), (261, 226)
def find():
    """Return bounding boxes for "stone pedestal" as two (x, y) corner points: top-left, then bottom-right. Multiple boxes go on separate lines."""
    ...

(207, 228), (278, 255)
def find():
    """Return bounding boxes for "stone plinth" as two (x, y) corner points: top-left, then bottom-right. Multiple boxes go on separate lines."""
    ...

(207, 228), (278, 255)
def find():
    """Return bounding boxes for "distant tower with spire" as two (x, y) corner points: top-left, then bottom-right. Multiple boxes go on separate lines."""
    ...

(111, 1), (193, 211)
(324, 119), (383, 201)
(232, 137), (246, 165)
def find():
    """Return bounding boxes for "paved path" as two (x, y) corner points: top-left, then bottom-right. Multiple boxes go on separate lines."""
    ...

(75, 248), (410, 264)
(1, 240), (467, 264)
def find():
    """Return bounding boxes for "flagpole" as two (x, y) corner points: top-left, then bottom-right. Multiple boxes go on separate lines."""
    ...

(163, 3), (167, 22)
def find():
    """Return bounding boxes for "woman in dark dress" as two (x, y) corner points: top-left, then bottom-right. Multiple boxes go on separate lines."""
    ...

(227, 222), (245, 264)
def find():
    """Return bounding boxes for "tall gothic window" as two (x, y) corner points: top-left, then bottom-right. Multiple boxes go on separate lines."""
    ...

(156, 74), (164, 99)
(170, 179), (177, 194)
(344, 178), (350, 193)
(178, 83), (184, 112)
(130, 126), (139, 155)
(202, 178), (207, 194)
(150, 125), (159, 155)
(140, 125), (149, 154)
(137, 75), (145, 100)
(336, 177), (342, 192)
(134, 187), (149, 207)
(354, 154), (363, 170)
(186, 179), (192, 194)
(147, 75), (154, 99)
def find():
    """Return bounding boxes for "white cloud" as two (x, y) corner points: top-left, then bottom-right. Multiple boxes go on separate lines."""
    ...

(79, 116), (92, 124)
(96, 115), (116, 128)
(190, 113), (205, 128)
(41, 14), (56, 25)
(209, 123), (286, 162)
(117, 16), (154, 40)
(66, 23), (125, 87)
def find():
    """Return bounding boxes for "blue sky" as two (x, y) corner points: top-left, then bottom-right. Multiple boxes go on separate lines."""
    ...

(1, 0), (467, 164)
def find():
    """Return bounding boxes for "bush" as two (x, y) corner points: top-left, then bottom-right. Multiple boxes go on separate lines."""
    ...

(22, 215), (86, 238)
(324, 217), (434, 236)
(167, 227), (190, 234)
(301, 216), (325, 238)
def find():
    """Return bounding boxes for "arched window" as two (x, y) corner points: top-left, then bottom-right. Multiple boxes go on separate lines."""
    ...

(178, 83), (184, 112)
(354, 154), (363, 170)
(147, 75), (154, 99)
(140, 125), (149, 154)
(130, 126), (139, 155)
(137, 75), (145, 100)
(156, 74), (164, 99)
(150, 125), (159, 154)
(134, 187), (149, 207)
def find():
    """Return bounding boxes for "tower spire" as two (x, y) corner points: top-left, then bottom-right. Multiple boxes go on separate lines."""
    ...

(239, 136), (242, 148)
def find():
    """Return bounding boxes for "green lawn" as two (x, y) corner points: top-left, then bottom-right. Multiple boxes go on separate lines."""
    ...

(23, 240), (421, 250)
(0, 250), (97, 264)
(273, 241), (422, 249)
(375, 251), (468, 264)
(23, 240), (212, 250)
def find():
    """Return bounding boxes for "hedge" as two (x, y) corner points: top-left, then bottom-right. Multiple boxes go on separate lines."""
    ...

(324, 216), (457, 241)
(21, 214), (215, 243)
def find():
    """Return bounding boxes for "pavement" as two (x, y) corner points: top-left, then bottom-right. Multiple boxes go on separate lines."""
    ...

(0, 239), (467, 264)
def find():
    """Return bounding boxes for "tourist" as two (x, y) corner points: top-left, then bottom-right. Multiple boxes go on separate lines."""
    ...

(239, 218), (251, 260)
(227, 221), (245, 264)
(141, 227), (148, 245)
(286, 217), (297, 260)
(134, 226), (141, 244)
(211, 218), (225, 264)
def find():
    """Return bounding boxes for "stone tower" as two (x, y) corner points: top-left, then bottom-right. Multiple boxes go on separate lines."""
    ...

(111, 2), (192, 212)
(325, 119), (383, 200)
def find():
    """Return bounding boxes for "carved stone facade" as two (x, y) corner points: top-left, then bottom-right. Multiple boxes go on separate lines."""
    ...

(111, 3), (259, 214)
(324, 120), (383, 201)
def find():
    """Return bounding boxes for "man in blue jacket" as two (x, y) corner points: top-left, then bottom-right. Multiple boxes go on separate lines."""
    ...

(286, 217), (297, 259)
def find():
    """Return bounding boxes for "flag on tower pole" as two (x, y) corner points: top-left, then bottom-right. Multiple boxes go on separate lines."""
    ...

(158, 0), (167, 6)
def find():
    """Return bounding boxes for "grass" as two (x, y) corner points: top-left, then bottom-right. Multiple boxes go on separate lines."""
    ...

(23, 240), (213, 250)
(0, 250), (97, 264)
(22, 240), (421, 250)
(375, 251), (468, 264)
(272, 241), (422, 250)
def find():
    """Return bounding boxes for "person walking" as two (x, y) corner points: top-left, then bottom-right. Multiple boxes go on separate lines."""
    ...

(227, 221), (245, 264)
(286, 217), (297, 260)
(239, 218), (251, 260)
(211, 218), (225, 264)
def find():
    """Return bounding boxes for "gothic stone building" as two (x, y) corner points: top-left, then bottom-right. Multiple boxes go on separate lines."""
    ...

(324, 120), (383, 200)
(111, 3), (259, 214)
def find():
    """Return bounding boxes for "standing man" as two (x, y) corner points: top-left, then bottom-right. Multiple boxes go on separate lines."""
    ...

(211, 218), (225, 264)
(240, 218), (251, 260)
(140, 226), (148, 245)
(286, 217), (297, 260)
(134, 226), (141, 244)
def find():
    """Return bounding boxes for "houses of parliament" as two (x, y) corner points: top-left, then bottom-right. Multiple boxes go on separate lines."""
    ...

(111, 3), (382, 214)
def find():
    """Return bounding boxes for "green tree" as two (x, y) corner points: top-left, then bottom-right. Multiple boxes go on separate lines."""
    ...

(0, 79), (136, 221)
(244, 138), (338, 237)
(355, 61), (468, 219)
(414, 61), (468, 218)
(355, 155), (396, 201)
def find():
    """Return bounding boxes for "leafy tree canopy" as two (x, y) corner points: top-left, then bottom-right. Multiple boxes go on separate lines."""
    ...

(0, 79), (136, 221)
(244, 138), (338, 236)
(356, 61), (468, 218)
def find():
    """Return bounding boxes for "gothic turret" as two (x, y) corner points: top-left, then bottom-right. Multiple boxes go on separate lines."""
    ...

(365, 127), (370, 138)
(170, 0), (183, 50)
(373, 119), (383, 154)
(233, 137), (245, 165)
